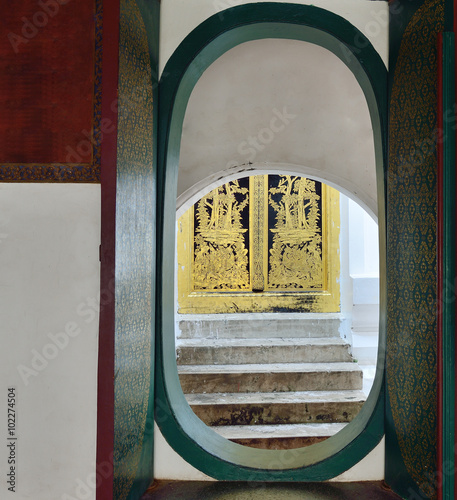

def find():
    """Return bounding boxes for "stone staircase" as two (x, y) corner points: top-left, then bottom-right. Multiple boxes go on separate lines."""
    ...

(176, 316), (366, 449)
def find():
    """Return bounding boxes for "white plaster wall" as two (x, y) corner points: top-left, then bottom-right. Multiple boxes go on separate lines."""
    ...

(154, 423), (215, 481)
(348, 199), (379, 370)
(154, 424), (385, 481)
(338, 195), (353, 344)
(0, 184), (100, 499)
(160, 0), (388, 76)
(349, 198), (379, 277)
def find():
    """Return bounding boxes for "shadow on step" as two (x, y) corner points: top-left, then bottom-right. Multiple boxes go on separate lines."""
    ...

(142, 480), (401, 500)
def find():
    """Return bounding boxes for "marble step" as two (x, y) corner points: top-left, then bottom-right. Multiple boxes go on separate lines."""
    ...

(178, 362), (363, 394)
(185, 390), (366, 426)
(213, 422), (347, 449)
(176, 337), (352, 365)
(177, 313), (343, 339)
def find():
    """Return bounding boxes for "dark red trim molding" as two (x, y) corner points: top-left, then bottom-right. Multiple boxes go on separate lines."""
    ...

(97, 2), (119, 499)
(0, 0), (103, 182)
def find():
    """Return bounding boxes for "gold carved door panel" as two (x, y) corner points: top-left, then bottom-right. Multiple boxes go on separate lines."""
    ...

(177, 175), (340, 313)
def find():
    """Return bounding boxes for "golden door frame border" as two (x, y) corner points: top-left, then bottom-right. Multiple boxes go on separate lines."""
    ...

(177, 175), (340, 314)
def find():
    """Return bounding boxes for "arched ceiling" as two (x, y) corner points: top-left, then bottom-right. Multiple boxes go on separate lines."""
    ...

(178, 38), (377, 216)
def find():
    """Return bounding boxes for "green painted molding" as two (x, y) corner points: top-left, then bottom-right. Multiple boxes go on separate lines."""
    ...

(389, 0), (429, 77)
(386, 1), (445, 497)
(114, 0), (159, 499)
(441, 31), (455, 500)
(155, 2), (387, 481)
(389, 0), (453, 86)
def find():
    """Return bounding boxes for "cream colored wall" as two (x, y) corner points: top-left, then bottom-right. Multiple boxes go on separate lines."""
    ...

(159, 0), (388, 77)
(154, 420), (385, 481)
(156, 0), (387, 482)
(153, 429), (385, 482)
(0, 184), (100, 499)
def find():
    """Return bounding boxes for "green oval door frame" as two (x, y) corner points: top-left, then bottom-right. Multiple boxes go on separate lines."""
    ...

(156, 2), (388, 480)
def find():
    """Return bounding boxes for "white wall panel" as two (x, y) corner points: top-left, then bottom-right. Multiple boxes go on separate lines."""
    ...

(0, 184), (100, 499)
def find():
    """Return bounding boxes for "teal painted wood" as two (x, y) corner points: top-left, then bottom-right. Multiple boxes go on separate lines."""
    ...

(153, 3), (388, 481)
(389, 0), (429, 89)
(441, 31), (456, 500)
(386, 1), (445, 498)
(114, 0), (159, 499)
(389, 0), (446, 77)
(444, 0), (454, 31)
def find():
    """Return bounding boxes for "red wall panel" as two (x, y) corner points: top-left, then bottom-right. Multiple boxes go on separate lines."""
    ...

(0, 0), (100, 179)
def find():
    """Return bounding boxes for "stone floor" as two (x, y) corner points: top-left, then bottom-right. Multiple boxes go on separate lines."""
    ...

(141, 480), (402, 499)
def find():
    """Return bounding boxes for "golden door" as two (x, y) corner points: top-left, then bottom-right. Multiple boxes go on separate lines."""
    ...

(177, 175), (340, 314)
